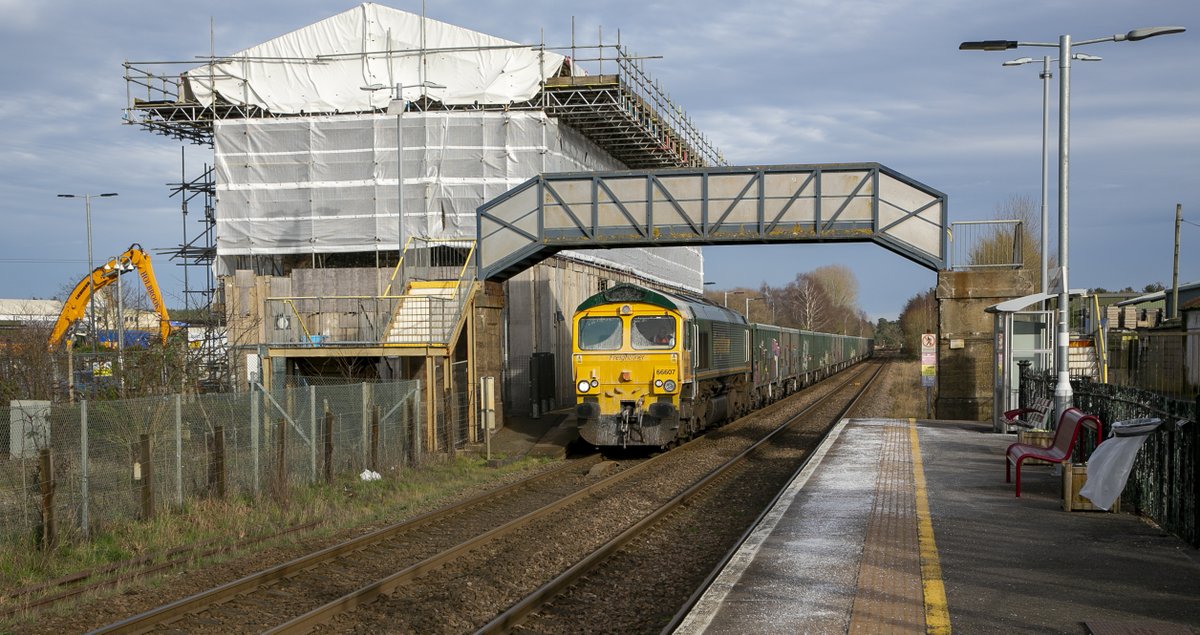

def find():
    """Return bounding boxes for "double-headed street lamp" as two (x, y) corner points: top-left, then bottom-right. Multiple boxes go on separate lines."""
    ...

(961, 26), (1185, 419)
(57, 192), (118, 354)
(1000, 53), (1101, 304)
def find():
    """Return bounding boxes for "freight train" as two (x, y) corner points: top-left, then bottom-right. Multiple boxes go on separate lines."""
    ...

(573, 283), (873, 449)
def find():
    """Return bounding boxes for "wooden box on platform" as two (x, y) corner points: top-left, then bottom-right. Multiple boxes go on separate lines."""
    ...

(1062, 463), (1119, 512)
(1017, 429), (1054, 465)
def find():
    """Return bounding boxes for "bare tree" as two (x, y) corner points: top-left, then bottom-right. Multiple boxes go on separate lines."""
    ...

(781, 273), (833, 332)
(810, 264), (859, 310)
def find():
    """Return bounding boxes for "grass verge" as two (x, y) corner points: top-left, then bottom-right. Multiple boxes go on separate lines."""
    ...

(0, 453), (552, 604)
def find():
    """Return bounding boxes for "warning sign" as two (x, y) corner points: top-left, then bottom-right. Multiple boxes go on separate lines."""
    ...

(920, 333), (936, 388)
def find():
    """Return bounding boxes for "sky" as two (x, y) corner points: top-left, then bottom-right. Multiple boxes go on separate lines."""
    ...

(0, 1), (1196, 320)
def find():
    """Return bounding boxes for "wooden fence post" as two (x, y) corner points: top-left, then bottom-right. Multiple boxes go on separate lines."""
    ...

(139, 434), (153, 520)
(208, 426), (226, 499)
(38, 449), (55, 550)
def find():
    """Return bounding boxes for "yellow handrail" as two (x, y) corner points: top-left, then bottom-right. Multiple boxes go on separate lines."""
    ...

(382, 235), (415, 297)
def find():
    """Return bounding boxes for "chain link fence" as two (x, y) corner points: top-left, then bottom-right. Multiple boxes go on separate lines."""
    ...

(1, 379), (421, 548)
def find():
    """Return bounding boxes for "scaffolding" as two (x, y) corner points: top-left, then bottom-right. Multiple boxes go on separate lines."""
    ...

(157, 152), (227, 390)
(123, 10), (721, 420)
(123, 36), (725, 168)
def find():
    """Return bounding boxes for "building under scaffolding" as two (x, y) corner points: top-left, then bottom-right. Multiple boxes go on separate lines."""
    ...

(124, 3), (724, 448)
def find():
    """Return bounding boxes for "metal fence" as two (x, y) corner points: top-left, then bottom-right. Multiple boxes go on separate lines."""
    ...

(1020, 369), (1198, 547)
(1, 379), (421, 547)
(948, 219), (1025, 271)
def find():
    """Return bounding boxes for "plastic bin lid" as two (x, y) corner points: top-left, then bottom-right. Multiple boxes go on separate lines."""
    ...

(1110, 418), (1162, 437)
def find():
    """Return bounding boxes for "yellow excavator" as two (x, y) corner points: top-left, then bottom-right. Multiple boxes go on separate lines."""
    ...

(48, 243), (171, 349)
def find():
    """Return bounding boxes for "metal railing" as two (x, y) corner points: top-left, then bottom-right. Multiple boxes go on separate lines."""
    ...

(265, 239), (477, 348)
(949, 220), (1025, 270)
(1020, 367), (1199, 547)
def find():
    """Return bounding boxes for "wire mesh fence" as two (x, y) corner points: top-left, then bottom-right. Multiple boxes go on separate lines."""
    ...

(1, 379), (421, 549)
(1020, 368), (1199, 547)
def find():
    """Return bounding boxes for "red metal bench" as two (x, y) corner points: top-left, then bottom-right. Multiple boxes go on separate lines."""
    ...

(1005, 407), (1103, 497)
(1003, 396), (1052, 431)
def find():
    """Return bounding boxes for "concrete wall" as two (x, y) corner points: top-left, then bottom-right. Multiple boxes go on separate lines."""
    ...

(936, 269), (1036, 421)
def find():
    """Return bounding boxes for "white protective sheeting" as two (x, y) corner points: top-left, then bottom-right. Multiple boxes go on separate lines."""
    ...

(183, 3), (565, 113)
(213, 111), (703, 290)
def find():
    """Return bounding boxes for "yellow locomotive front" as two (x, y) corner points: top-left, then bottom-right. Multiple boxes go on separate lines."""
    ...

(573, 285), (685, 448)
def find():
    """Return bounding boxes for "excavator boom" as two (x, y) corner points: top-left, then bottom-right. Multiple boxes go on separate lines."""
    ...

(48, 243), (172, 349)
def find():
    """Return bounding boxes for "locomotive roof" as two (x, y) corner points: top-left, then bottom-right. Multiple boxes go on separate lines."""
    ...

(576, 283), (746, 324)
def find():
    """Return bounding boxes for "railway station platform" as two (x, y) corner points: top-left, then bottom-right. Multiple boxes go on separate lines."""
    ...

(674, 418), (1200, 634)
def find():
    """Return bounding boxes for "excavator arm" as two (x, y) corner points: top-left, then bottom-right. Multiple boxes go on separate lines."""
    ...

(48, 243), (172, 349)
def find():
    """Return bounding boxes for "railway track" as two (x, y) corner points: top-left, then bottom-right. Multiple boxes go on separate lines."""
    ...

(86, 359), (885, 634)
(88, 454), (608, 634)
(486, 359), (886, 634)
(1, 522), (319, 621)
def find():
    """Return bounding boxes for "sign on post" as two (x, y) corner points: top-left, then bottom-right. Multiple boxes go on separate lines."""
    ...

(920, 333), (936, 418)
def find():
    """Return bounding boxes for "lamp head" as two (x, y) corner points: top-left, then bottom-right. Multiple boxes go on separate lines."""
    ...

(1002, 57), (1034, 66)
(1073, 54), (1103, 62)
(960, 40), (1019, 51)
(1124, 26), (1186, 41)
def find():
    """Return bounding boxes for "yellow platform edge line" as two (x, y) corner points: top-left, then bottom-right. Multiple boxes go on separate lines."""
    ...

(909, 418), (951, 634)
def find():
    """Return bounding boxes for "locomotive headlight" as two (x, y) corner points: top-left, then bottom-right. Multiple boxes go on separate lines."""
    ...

(590, 379), (599, 387)
(577, 380), (591, 393)
(654, 379), (664, 388)
(663, 380), (677, 392)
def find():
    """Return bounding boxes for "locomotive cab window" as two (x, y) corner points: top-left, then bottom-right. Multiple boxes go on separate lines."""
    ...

(578, 316), (623, 350)
(632, 316), (676, 349)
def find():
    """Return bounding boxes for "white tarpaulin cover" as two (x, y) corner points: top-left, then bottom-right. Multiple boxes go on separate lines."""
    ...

(214, 111), (703, 290)
(183, 3), (565, 113)
(1080, 418), (1163, 510)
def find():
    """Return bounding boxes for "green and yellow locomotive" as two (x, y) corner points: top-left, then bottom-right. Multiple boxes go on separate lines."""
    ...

(572, 283), (871, 448)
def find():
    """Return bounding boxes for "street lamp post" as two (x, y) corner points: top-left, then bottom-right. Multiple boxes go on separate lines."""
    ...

(1002, 53), (1102, 303)
(961, 25), (1185, 420)
(745, 296), (772, 323)
(108, 258), (134, 392)
(57, 193), (118, 357)
(362, 81), (445, 288)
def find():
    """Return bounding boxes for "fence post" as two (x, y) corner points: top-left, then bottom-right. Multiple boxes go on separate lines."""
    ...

(371, 405), (380, 471)
(175, 394), (183, 507)
(80, 399), (89, 538)
(38, 448), (55, 550)
(310, 386), (318, 484)
(139, 434), (153, 520)
(1017, 360), (1031, 409)
(1194, 394), (1199, 546)
(210, 426), (226, 499)
(361, 383), (371, 469)
(277, 416), (287, 494)
(410, 389), (422, 466)
(324, 404), (334, 484)
(251, 386), (260, 496)
(446, 387), (456, 458)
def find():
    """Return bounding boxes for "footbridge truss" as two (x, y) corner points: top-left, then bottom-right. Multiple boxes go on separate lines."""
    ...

(477, 163), (947, 282)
